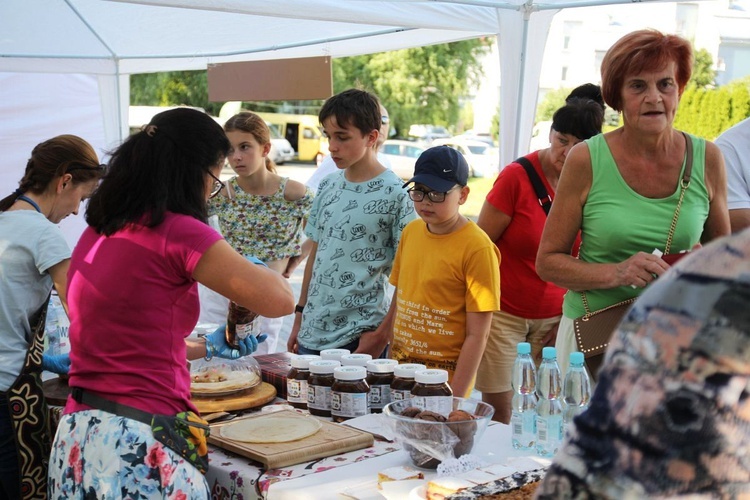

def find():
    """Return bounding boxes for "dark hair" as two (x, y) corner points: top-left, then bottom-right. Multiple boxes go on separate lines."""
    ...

(86, 108), (230, 236)
(601, 29), (692, 112)
(566, 83), (605, 110)
(318, 88), (381, 137)
(0, 134), (102, 212)
(551, 97), (604, 141)
(224, 112), (277, 173)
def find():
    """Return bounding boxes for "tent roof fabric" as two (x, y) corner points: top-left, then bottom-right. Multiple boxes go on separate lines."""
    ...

(0, 0), (668, 164)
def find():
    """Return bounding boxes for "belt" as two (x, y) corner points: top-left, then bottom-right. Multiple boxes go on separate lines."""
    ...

(71, 387), (154, 427)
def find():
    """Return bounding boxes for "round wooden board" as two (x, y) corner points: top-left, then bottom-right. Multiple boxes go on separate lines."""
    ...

(192, 382), (277, 414)
(43, 377), (71, 406)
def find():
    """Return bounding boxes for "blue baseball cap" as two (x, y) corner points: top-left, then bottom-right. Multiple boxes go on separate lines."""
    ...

(403, 145), (469, 192)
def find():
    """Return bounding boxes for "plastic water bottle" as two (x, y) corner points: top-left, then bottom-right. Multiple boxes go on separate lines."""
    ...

(563, 351), (592, 427)
(511, 342), (537, 450)
(535, 346), (563, 457)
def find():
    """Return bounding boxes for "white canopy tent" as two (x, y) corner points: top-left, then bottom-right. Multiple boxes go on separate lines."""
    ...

(3, 0), (675, 166)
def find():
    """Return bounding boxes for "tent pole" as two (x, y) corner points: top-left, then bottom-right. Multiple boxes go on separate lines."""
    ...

(513, 1), (534, 160)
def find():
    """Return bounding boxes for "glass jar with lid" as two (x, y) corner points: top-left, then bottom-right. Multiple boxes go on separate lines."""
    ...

(287, 354), (320, 409)
(307, 360), (340, 417)
(331, 365), (370, 422)
(366, 359), (398, 413)
(411, 369), (453, 416)
(390, 363), (427, 402)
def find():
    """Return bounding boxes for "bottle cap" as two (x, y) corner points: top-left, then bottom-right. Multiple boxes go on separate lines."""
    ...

(517, 342), (531, 355)
(366, 359), (399, 373)
(394, 363), (427, 378)
(308, 359), (340, 374)
(414, 369), (449, 384)
(340, 353), (373, 367)
(570, 351), (584, 366)
(320, 348), (351, 361)
(542, 346), (557, 360)
(333, 365), (367, 381)
(290, 354), (320, 369)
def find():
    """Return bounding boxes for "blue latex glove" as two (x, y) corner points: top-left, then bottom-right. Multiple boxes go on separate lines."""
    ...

(205, 325), (267, 360)
(245, 255), (268, 267)
(42, 353), (71, 375)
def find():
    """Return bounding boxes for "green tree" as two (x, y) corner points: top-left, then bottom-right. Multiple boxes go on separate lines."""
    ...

(331, 39), (491, 136)
(131, 71), (223, 116)
(535, 87), (570, 123)
(690, 48), (716, 88)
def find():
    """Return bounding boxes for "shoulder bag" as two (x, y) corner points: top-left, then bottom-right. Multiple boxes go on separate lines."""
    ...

(573, 132), (693, 379)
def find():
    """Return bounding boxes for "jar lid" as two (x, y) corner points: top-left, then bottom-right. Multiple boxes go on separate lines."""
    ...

(308, 359), (340, 374)
(320, 348), (351, 361)
(340, 353), (373, 367)
(291, 354), (320, 369)
(366, 359), (399, 373)
(394, 363), (427, 378)
(333, 365), (367, 381)
(414, 369), (449, 384)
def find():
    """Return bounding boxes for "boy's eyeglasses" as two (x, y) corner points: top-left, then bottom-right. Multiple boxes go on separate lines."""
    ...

(208, 171), (225, 199)
(407, 186), (457, 203)
(381, 115), (390, 125)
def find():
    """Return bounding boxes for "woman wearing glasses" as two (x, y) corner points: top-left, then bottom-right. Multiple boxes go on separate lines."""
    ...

(0, 135), (104, 499)
(48, 109), (295, 496)
(474, 85), (605, 423)
(205, 111), (314, 354)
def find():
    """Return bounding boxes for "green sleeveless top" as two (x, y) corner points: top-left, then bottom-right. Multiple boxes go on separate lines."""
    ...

(563, 133), (709, 318)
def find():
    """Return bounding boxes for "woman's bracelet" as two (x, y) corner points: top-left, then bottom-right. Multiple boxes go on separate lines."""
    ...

(204, 336), (216, 361)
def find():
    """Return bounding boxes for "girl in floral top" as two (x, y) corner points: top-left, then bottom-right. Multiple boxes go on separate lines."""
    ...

(208, 112), (314, 354)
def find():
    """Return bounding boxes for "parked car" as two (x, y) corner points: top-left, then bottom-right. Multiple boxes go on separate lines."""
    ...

(432, 138), (500, 178)
(408, 124), (451, 146)
(266, 122), (295, 165)
(381, 140), (426, 180)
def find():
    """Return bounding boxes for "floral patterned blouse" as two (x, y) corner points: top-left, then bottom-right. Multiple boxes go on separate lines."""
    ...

(208, 176), (314, 262)
(537, 230), (750, 499)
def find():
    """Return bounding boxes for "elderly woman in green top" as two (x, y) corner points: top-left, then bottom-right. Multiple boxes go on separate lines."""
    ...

(536, 29), (729, 376)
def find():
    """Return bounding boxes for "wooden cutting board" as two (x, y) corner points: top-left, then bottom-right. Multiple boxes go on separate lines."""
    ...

(192, 382), (277, 414)
(209, 410), (374, 469)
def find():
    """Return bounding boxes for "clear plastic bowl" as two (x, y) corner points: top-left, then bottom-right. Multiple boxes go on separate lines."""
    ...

(383, 397), (494, 469)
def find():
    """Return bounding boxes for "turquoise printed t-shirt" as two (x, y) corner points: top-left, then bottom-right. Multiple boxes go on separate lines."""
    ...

(563, 132), (709, 319)
(300, 169), (415, 350)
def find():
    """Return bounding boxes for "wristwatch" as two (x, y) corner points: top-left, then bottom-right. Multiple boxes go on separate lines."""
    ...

(295, 304), (305, 314)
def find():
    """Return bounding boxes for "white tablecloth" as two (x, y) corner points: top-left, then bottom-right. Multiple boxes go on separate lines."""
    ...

(206, 421), (541, 499)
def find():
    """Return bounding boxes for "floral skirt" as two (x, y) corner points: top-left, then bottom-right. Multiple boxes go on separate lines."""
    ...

(48, 410), (209, 499)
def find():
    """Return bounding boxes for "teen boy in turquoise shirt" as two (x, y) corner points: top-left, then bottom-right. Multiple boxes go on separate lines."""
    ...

(288, 89), (415, 357)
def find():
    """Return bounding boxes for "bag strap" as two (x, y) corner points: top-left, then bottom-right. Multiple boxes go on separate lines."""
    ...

(664, 132), (693, 254)
(581, 131), (693, 315)
(516, 156), (552, 215)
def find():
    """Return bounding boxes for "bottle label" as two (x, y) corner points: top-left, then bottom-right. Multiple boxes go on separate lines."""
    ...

(307, 385), (332, 410)
(537, 415), (563, 446)
(331, 391), (369, 418)
(236, 321), (259, 340)
(287, 379), (308, 403)
(511, 410), (536, 448)
(369, 384), (391, 409)
(392, 389), (411, 401)
(415, 396), (452, 415)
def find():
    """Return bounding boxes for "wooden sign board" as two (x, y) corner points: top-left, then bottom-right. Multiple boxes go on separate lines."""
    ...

(208, 56), (332, 101)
